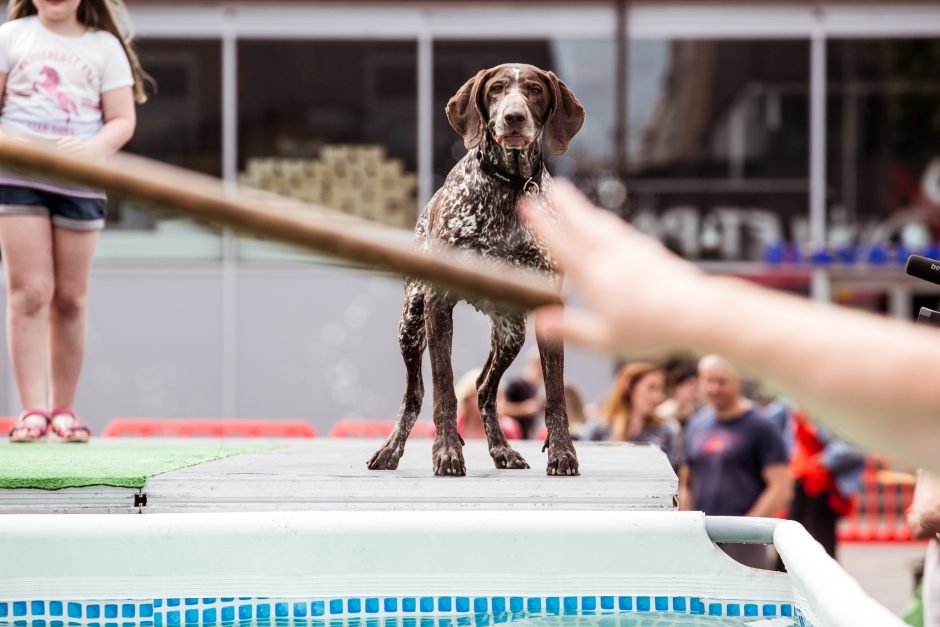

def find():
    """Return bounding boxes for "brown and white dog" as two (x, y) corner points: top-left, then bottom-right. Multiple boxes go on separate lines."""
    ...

(367, 63), (584, 476)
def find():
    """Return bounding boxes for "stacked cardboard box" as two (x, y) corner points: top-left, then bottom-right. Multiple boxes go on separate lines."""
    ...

(239, 144), (417, 228)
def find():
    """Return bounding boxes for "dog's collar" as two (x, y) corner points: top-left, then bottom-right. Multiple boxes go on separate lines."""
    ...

(475, 150), (543, 197)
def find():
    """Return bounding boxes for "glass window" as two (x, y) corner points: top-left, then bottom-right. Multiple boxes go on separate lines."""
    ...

(432, 39), (615, 190)
(97, 39), (223, 261)
(237, 40), (418, 262)
(826, 39), (940, 256)
(625, 39), (810, 262)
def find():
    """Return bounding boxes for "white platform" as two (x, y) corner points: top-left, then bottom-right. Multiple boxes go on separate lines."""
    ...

(0, 439), (678, 514)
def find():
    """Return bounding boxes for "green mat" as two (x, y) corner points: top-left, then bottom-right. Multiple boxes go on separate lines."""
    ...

(0, 442), (274, 490)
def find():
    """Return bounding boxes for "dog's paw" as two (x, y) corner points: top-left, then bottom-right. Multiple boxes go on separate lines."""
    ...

(432, 439), (466, 476)
(546, 443), (580, 476)
(367, 443), (403, 470)
(490, 445), (530, 470)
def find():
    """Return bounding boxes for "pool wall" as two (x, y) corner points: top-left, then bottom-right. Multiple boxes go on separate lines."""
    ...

(0, 511), (902, 627)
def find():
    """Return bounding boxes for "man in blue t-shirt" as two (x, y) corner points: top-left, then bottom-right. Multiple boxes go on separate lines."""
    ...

(679, 355), (793, 569)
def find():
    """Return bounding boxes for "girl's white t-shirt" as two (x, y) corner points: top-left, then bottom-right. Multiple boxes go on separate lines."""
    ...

(0, 15), (133, 140)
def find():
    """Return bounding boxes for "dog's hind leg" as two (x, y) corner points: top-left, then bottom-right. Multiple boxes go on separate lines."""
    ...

(367, 282), (427, 470)
(478, 313), (529, 470)
(538, 332), (579, 476)
(426, 294), (465, 476)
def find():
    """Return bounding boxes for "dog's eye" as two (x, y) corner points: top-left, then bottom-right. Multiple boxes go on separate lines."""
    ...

(528, 83), (543, 95)
(490, 82), (505, 94)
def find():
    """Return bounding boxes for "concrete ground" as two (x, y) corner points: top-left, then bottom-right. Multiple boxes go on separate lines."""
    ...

(839, 542), (929, 614)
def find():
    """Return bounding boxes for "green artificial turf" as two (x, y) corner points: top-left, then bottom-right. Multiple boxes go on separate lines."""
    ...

(0, 441), (273, 490)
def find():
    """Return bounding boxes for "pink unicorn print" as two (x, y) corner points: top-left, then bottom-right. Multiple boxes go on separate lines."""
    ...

(33, 66), (79, 127)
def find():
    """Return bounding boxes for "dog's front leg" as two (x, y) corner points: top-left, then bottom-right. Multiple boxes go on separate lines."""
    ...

(426, 295), (466, 476)
(538, 332), (580, 476)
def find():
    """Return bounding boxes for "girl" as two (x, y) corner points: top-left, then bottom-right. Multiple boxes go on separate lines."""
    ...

(0, 0), (149, 441)
(588, 362), (681, 468)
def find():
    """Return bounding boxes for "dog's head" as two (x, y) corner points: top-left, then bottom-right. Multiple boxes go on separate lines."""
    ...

(446, 63), (585, 155)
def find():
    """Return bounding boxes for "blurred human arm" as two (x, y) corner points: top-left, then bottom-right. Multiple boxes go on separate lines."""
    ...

(908, 470), (940, 538)
(58, 86), (135, 157)
(745, 463), (793, 518)
(521, 181), (940, 474)
(677, 464), (693, 511)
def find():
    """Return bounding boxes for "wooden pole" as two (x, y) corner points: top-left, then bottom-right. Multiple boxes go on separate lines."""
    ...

(0, 139), (562, 310)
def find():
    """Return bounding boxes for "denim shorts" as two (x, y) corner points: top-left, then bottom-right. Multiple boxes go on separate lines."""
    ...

(0, 184), (106, 231)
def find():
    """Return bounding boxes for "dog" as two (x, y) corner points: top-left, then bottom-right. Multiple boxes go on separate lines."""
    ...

(367, 63), (584, 476)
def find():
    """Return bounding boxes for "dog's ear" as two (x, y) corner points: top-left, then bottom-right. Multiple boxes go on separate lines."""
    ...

(446, 68), (492, 149)
(544, 71), (585, 156)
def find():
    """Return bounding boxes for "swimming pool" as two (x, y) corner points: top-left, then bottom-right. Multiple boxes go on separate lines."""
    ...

(0, 510), (903, 627)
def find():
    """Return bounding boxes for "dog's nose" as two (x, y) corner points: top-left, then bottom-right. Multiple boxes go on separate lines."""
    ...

(503, 110), (526, 126)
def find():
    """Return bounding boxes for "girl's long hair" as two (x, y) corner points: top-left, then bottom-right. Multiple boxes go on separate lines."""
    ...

(8, 0), (154, 103)
(601, 362), (665, 441)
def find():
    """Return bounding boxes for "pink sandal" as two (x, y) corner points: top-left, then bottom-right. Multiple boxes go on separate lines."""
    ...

(48, 407), (91, 443)
(9, 410), (50, 442)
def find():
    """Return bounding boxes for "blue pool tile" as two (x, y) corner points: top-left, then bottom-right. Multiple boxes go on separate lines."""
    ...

(32, 601), (46, 615)
(727, 604), (740, 617)
(257, 604), (271, 619)
(87, 606), (101, 620)
(473, 615), (489, 627)
(617, 597), (632, 611)
(581, 597), (596, 612)
(13, 602), (27, 617)
(420, 598), (434, 613)
(762, 604), (777, 616)
(654, 598), (668, 612)
(563, 597), (578, 613)
(636, 597), (650, 613)
(222, 606), (235, 621)
(202, 599), (216, 605)
(67, 604), (81, 619)
(140, 621), (152, 627)
(34, 621), (46, 627)
(545, 598), (559, 613)
(105, 605), (119, 619)
(690, 598), (704, 615)
(744, 604), (759, 617)
(220, 598), (234, 603)
(49, 602), (63, 617)
(122, 605), (136, 619)
(51, 621), (64, 627)
(383, 599), (398, 613)
(140, 605), (153, 619)
(348, 599), (362, 614)
(526, 599), (540, 613)
(492, 613), (508, 625)
(184, 609), (198, 624)
(184, 599), (198, 607)
(154, 614), (163, 627)
(294, 602), (308, 617)
(600, 597), (614, 610)
(153, 601), (163, 609)
(782, 605), (793, 617)
(238, 605), (252, 619)
(403, 598), (416, 613)
(166, 611), (179, 626)
(436, 598), (451, 613)
(708, 603), (722, 616)
(672, 598), (686, 613)
(491, 598), (505, 614)
(202, 609), (216, 624)
(473, 598), (487, 614)
(274, 602), (289, 618)
(365, 598), (379, 614)
(0, 603), (8, 618)
(507, 598), (522, 613)
(166, 600), (180, 608)
(312, 601), (325, 617)
(332, 600), (346, 615)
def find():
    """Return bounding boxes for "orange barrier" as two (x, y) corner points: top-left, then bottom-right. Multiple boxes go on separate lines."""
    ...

(0, 417), (14, 434)
(102, 418), (317, 438)
(329, 419), (436, 438)
(837, 456), (919, 543)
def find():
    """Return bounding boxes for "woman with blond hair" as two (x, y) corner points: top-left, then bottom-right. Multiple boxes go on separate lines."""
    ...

(588, 362), (681, 468)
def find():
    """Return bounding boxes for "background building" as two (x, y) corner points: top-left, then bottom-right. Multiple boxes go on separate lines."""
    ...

(1, 1), (938, 432)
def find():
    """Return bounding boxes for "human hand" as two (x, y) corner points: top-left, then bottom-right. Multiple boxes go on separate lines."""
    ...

(56, 136), (103, 156)
(520, 179), (707, 358)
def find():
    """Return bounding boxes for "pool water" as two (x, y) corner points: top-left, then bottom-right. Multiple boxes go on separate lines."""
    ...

(0, 614), (798, 627)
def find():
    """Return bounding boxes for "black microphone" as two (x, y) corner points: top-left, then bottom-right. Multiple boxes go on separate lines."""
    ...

(905, 255), (940, 288)
(918, 307), (940, 328)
